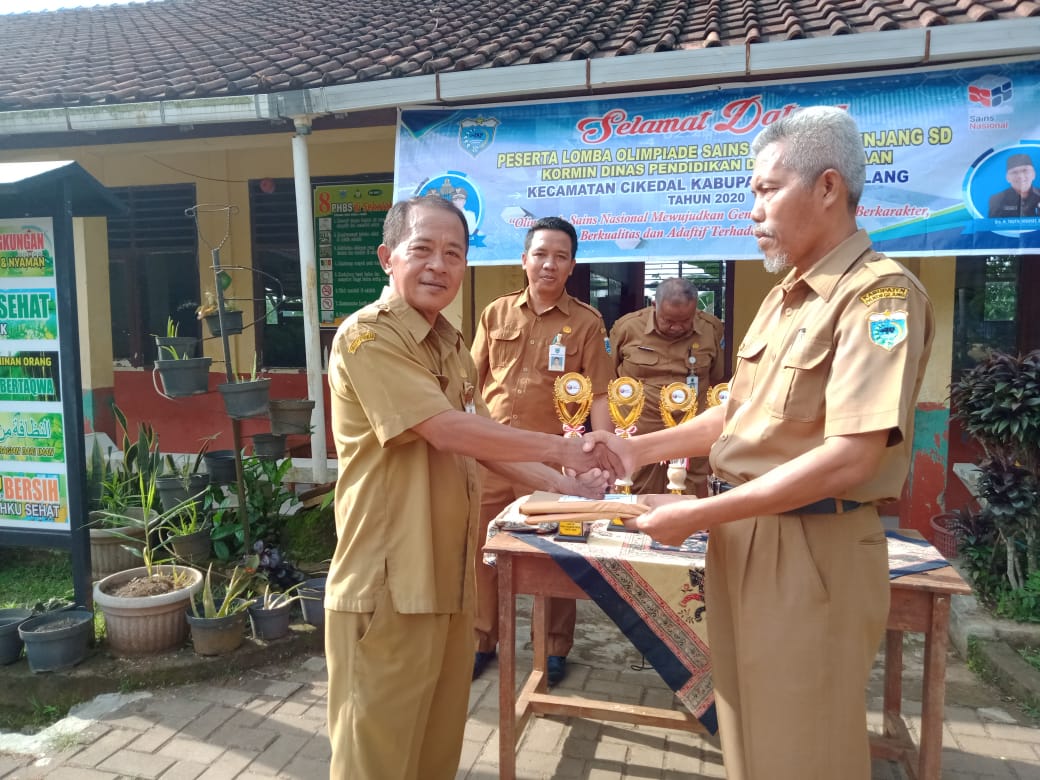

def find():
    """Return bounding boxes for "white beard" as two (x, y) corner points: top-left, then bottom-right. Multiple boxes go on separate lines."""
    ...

(763, 254), (791, 274)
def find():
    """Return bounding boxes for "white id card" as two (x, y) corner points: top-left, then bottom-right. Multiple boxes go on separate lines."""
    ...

(548, 343), (566, 372)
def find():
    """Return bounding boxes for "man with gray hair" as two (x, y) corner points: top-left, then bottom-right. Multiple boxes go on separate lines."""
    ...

(616, 106), (935, 779)
(608, 276), (724, 494)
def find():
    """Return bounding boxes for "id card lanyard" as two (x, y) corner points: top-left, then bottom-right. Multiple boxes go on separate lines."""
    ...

(548, 333), (565, 372)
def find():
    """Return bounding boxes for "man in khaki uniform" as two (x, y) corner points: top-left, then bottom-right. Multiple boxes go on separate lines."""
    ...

(470, 216), (614, 685)
(620, 107), (935, 780)
(325, 197), (619, 780)
(609, 277), (724, 496)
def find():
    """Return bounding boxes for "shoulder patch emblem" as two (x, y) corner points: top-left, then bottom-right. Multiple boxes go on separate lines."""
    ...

(860, 287), (909, 306)
(347, 329), (376, 354)
(867, 310), (908, 351)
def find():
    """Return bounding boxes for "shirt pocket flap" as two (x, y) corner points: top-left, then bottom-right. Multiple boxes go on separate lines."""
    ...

(782, 337), (832, 370)
(624, 348), (660, 366)
(490, 327), (521, 342)
(736, 338), (767, 361)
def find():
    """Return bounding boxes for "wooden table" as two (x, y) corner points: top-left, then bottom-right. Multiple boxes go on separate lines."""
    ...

(486, 531), (972, 780)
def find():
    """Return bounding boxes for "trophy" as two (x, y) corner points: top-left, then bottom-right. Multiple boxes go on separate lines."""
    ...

(605, 377), (644, 532)
(660, 382), (698, 494)
(706, 382), (730, 408)
(553, 373), (594, 542)
(553, 372), (593, 438)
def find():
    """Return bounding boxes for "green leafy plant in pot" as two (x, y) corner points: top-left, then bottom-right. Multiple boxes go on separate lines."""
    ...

(186, 564), (252, 655)
(950, 349), (1040, 618)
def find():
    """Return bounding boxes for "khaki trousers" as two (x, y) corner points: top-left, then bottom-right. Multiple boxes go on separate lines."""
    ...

(475, 469), (576, 656)
(326, 588), (474, 780)
(705, 507), (889, 780)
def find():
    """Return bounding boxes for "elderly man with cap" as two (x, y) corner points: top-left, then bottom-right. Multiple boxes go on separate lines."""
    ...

(608, 277), (724, 496)
(988, 152), (1040, 218)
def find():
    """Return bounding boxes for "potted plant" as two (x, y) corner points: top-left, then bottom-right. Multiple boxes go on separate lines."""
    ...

(217, 357), (271, 420)
(186, 564), (252, 655)
(18, 608), (95, 673)
(154, 316), (198, 360)
(950, 349), (1040, 618)
(153, 329), (212, 398)
(92, 470), (205, 656)
(247, 582), (303, 641)
(160, 495), (212, 565)
(197, 291), (243, 337)
(268, 398), (315, 435)
(88, 406), (164, 579)
(155, 445), (212, 513)
(251, 432), (286, 460)
(0, 607), (34, 665)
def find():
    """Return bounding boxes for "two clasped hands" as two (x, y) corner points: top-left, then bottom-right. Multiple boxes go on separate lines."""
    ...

(553, 431), (702, 547)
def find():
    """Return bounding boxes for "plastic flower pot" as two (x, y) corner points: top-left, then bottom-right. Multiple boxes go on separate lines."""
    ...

(299, 577), (327, 627)
(217, 379), (271, 420)
(154, 356), (212, 398)
(202, 450), (237, 485)
(18, 608), (94, 673)
(0, 607), (34, 665)
(247, 598), (293, 641)
(186, 609), (247, 656)
(203, 310), (243, 337)
(268, 398), (315, 435)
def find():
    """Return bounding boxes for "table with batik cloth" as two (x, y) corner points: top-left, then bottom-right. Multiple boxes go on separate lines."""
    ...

(484, 496), (972, 780)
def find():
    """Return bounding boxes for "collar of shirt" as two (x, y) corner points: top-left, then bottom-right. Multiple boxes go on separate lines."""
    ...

(781, 228), (873, 302)
(378, 288), (461, 347)
(515, 287), (573, 316)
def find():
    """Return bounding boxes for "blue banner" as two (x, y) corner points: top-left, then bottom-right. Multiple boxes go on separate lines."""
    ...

(395, 59), (1040, 264)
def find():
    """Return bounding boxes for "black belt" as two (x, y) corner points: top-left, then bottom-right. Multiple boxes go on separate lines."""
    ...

(708, 476), (863, 515)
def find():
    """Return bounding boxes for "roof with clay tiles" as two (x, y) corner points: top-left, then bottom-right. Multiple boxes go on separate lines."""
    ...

(0, 0), (1037, 112)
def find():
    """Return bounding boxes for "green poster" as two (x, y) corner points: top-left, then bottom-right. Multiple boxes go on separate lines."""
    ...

(0, 410), (65, 463)
(313, 182), (393, 328)
(0, 471), (68, 524)
(0, 351), (61, 402)
(0, 288), (58, 341)
(0, 221), (55, 278)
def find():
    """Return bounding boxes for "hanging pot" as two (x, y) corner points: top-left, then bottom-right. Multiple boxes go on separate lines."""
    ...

(153, 357), (212, 398)
(268, 398), (315, 435)
(0, 607), (34, 665)
(18, 608), (95, 673)
(204, 310), (243, 337)
(252, 432), (287, 460)
(156, 472), (210, 513)
(164, 526), (212, 565)
(154, 335), (198, 360)
(217, 379), (271, 419)
(202, 450), (237, 484)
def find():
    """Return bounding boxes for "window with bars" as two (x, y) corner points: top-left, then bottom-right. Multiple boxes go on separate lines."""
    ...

(106, 183), (199, 366)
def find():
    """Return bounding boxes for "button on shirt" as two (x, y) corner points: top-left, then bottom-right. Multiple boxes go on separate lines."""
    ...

(472, 289), (614, 435)
(609, 306), (724, 435)
(326, 290), (487, 615)
(710, 230), (934, 503)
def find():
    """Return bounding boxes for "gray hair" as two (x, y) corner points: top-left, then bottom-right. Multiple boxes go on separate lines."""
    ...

(751, 106), (865, 208)
(655, 277), (698, 307)
(383, 195), (470, 252)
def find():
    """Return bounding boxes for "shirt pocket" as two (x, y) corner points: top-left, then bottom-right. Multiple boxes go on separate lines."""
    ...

(730, 337), (767, 402)
(770, 336), (831, 422)
(489, 326), (522, 370)
(622, 346), (660, 378)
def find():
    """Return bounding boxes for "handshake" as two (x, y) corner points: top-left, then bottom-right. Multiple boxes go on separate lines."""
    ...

(555, 430), (636, 497)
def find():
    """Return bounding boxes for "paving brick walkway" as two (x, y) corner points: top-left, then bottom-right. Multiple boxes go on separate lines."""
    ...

(1, 599), (1038, 779)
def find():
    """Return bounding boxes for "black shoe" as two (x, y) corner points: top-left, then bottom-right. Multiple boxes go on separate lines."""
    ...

(473, 650), (496, 680)
(547, 655), (567, 686)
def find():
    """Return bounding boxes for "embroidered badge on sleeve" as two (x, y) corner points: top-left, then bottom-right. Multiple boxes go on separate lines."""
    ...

(867, 310), (909, 351)
(860, 287), (909, 306)
(347, 328), (376, 354)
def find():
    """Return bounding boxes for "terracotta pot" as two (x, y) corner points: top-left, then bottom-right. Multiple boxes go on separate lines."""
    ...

(93, 565), (204, 656)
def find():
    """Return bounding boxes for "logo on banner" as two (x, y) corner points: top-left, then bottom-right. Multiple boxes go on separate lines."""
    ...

(415, 171), (486, 245)
(458, 117), (500, 157)
(968, 75), (1013, 108)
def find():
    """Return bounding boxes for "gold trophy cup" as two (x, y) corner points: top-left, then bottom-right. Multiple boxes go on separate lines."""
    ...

(660, 382), (698, 494)
(606, 376), (644, 532)
(706, 381), (730, 408)
(553, 373), (594, 542)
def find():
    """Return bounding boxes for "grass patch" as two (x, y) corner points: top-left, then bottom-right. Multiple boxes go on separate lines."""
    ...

(1021, 645), (1040, 674)
(0, 547), (75, 608)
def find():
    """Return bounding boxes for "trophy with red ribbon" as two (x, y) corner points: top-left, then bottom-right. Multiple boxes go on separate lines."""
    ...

(553, 372), (593, 438)
(607, 376), (645, 494)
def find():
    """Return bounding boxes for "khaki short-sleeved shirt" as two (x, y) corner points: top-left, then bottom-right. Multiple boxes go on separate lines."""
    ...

(326, 291), (487, 615)
(472, 289), (614, 435)
(609, 306), (725, 435)
(711, 230), (934, 503)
